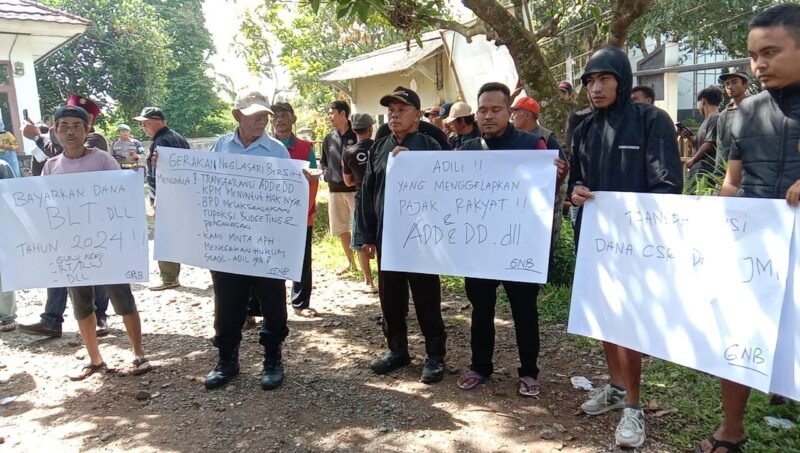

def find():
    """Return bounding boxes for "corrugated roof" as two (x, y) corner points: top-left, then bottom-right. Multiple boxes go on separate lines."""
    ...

(0, 0), (89, 25)
(320, 31), (442, 82)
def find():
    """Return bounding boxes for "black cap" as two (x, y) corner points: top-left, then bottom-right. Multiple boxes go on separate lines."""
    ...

(718, 69), (749, 84)
(134, 107), (165, 121)
(271, 102), (294, 115)
(54, 105), (89, 124)
(380, 86), (421, 110)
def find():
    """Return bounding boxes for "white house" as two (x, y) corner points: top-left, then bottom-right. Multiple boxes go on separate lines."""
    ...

(0, 0), (89, 154)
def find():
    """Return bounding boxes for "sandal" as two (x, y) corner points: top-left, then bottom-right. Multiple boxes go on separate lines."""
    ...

(294, 308), (318, 318)
(518, 376), (541, 397)
(69, 362), (107, 381)
(131, 357), (153, 376)
(457, 371), (488, 390)
(695, 435), (747, 453)
(0, 321), (16, 333)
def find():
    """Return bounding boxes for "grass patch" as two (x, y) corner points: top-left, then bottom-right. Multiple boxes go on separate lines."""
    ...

(643, 361), (800, 451)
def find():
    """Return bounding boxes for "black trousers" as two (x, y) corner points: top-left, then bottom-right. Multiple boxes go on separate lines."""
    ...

(377, 247), (446, 357)
(464, 277), (541, 378)
(211, 271), (287, 357)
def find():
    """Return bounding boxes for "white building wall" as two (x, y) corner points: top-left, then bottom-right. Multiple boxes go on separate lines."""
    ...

(0, 34), (44, 154)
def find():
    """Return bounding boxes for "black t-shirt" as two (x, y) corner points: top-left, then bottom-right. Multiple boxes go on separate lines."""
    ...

(321, 128), (357, 192)
(342, 138), (373, 188)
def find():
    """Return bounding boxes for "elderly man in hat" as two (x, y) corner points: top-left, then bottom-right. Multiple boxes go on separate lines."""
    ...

(360, 86), (447, 384)
(19, 94), (112, 339)
(135, 106), (190, 291)
(204, 91), (294, 391)
(342, 112), (377, 294)
(443, 101), (480, 150)
(111, 123), (145, 165)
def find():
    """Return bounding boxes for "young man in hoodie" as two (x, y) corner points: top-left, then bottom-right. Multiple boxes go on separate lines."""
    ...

(708, 5), (800, 453)
(568, 46), (683, 448)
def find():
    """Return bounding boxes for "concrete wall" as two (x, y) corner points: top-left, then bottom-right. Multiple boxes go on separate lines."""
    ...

(351, 55), (459, 123)
(0, 34), (43, 154)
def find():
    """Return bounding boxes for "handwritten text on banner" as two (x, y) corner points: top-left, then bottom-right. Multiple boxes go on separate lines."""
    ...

(568, 192), (794, 393)
(0, 170), (149, 290)
(381, 150), (558, 283)
(153, 147), (309, 281)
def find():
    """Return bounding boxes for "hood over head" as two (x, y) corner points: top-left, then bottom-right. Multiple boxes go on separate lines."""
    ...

(580, 46), (632, 112)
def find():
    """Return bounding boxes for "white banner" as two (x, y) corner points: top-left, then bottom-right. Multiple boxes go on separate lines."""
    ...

(568, 192), (794, 392)
(771, 210), (800, 400)
(381, 150), (557, 283)
(153, 147), (309, 281)
(0, 170), (149, 290)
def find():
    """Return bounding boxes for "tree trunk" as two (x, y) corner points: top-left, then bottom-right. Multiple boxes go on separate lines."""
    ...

(460, 0), (570, 131)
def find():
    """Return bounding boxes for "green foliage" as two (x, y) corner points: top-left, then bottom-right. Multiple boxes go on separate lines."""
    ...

(37, 0), (229, 138)
(628, 0), (779, 57)
(239, 1), (416, 106)
(36, 0), (174, 122)
(643, 360), (800, 451)
(550, 217), (577, 287)
(146, 0), (231, 137)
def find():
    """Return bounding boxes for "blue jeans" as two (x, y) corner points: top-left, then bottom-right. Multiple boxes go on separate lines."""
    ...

(41, 286), (109, 327)
(0, 150), (20, 177)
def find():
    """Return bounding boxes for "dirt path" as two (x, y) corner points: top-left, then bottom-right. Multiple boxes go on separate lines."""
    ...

(0, 240), (676, 452)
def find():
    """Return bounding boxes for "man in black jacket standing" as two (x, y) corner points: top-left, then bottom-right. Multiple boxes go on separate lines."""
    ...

(708, 5), (800, 453)
(455, 82), (568, 398)
(569, 46), (683, 449)
(360, 86), (446, 384)
(135, 107), (190, 291)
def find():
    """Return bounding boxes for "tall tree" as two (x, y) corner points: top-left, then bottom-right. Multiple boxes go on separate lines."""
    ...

(299, 0), (655, 125)
(239, 1), (413, 107)
(36, 0), (173, 122)
(145, 0), (231, 137)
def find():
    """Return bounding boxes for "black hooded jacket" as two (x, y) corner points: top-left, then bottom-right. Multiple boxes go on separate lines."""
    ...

(568, 47), (683, 198)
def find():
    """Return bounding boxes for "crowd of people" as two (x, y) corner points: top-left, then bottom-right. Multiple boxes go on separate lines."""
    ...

(1, 3), (800, 451)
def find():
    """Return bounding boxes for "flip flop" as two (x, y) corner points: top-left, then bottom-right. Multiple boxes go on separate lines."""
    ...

(457, 371), (487, 390)
(695, 435), (747, 453)
(518, 376), (541, 397)
(131, 357), (153, 376)
(69, 362), (107, 381)
(0, 321), (16, 332)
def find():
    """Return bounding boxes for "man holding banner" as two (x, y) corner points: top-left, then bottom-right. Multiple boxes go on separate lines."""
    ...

(456, 82), (568, 397)
(568, 47), (683, 448)
(360, 86), (447, 384)
(203, 91), (293, 391)
(41, 105), (151, 381)
(708, 5), (800, 452)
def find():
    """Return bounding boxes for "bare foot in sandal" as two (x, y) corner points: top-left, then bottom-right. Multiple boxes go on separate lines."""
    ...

(457, 370), (487, 390)
(294, 308), (318, 318)
(131, 357), (153, 376)
(69, 362), (107, 381)
(518, 376), (541, 397)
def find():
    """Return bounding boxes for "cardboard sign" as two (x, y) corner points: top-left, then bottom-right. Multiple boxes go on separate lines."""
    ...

(381, 150), (557, 283)
(0, 170), (149, 290)
(568, 192), (793, 392)
(153, 147), (309, 281)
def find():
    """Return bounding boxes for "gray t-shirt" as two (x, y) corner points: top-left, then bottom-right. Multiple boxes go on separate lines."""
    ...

(692, 112), (719, 175)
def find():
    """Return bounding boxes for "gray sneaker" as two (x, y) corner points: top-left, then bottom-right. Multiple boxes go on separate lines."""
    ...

(580, 383), (626, 415)
(615, 407), (646, 448)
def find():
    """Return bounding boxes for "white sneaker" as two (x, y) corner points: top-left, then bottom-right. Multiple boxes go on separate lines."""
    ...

(580, 383), (627, 415)
(615, 407), (646, 448)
